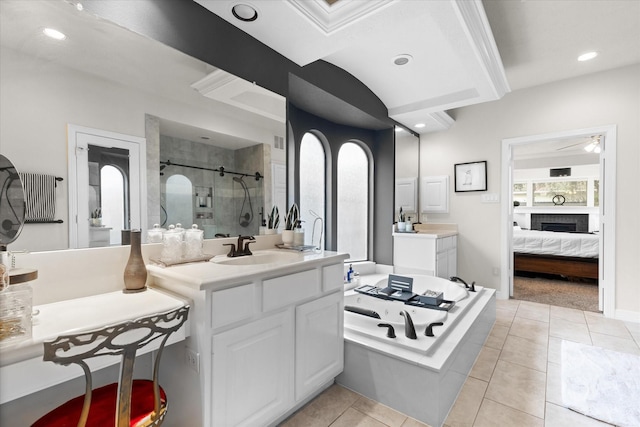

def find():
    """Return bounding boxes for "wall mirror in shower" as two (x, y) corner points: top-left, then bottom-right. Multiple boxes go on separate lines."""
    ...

(0, 0), (285, 251)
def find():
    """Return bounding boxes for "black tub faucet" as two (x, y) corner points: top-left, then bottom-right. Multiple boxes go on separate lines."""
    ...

(400, 311), (417, 339)
(450, 276), (476, 292)
(450, 276), (469, 288)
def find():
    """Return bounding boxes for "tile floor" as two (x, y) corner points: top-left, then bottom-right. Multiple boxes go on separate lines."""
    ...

(281, 299), (640, 427)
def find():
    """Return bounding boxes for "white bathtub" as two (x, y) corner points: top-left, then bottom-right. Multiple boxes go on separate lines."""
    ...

(338, 273), (496, 427)
(343, 274), (481, 354)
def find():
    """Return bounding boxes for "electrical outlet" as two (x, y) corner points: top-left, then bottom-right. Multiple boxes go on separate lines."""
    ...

(186, 348), (200, 373)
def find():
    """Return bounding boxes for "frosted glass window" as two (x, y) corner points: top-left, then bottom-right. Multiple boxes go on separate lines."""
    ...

(100, 165), (125, 245)
(299, 133), (325, 247)
(166, 174), (193, 227)
(337, 142), (368, 261)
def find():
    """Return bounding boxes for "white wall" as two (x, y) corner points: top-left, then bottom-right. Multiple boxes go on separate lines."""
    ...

(420, 64), (640, 317)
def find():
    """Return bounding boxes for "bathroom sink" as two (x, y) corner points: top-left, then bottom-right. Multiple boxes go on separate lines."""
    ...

(211, 250), (301, 266)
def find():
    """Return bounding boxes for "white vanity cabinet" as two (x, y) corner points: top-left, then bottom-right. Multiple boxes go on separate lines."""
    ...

(203, 259), (345, 426)
(393, 233), (457, 279)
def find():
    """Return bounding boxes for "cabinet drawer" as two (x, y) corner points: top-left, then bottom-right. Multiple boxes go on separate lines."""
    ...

(211, 283), (256, 329)
(322, 264), (344, 292)
(263, 269), (320, 312)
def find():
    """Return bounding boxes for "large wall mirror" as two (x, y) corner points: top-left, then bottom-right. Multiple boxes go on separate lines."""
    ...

(0, 0), (286, 251)
(394, 128), (420, 224)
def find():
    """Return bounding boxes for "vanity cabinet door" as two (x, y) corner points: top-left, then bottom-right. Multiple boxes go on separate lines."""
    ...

(212, 309), (294, 427)
(295, 291), (344, 401)
(435, 236), (457, 279)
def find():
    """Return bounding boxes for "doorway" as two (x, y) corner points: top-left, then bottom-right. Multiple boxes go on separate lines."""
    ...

(68, 125), (147, 248)
(500, 125), (616, 317)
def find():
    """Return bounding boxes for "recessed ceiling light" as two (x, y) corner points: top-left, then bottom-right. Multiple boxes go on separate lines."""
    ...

(75, 2), (84, 11)
(578, 51), (598, 62)
(395, 127), (404, 132)
(414, 123), (426, 128)
(393, 54), (413, 66)
(232, 4), (258, 22)
(43, 28), (66, 40)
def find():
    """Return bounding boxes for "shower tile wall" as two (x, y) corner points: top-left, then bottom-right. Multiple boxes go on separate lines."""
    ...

(160, 136), (264, 238)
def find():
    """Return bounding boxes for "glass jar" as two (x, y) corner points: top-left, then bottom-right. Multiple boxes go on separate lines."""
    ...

(160, 225), (183, 264)
(184, 224), (204, 259)
(0, 282), (33, 346)
(147, 223), (165, 243)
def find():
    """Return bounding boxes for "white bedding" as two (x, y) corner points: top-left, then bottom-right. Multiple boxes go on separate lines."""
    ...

(513, 229), (599, 258)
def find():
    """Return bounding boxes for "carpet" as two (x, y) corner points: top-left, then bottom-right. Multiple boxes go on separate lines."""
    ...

(513, 275), (599, 312)
(561, 341), (640, 426)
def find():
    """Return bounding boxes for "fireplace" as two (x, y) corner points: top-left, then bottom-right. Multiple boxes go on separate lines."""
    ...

(541, 222), (577, 232)
(531, 214), (588, 233)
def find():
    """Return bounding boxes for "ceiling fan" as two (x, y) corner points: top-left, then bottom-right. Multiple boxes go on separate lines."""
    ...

(556, 135), (602, 153)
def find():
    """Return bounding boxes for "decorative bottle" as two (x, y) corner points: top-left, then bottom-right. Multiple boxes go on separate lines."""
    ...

(123, 230), (147, 293)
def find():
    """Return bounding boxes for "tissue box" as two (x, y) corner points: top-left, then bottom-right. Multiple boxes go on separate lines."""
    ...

(417, 289), (443, 306)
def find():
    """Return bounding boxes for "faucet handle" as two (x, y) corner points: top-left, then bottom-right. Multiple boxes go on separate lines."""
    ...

(425, 322), (444, 337)
(222, 243), (236, 257)
(243, 240), (256, 255)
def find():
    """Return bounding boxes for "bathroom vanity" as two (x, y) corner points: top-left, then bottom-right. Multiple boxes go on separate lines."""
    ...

(393, 225), (458, 278)
(147, 249), (348, 426)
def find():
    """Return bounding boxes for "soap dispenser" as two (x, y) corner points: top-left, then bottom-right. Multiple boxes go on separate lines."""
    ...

(293, 220), (305, 246)
(347, 264), (354, 283)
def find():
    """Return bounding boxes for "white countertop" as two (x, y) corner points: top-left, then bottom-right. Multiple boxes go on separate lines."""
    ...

(147, 249), (349, 292)
(0, 287), (189, 367)
(393, 230), (458, 239)
(0, 287), (189, 404)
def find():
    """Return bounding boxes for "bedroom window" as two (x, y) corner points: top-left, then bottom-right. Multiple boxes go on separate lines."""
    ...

(532, 180), (588, 206)
(594, 180), (599, 207)
(513, 182), (528, 206)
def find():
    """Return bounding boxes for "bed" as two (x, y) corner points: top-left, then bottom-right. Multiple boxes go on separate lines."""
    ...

(512, 228), (599, 280)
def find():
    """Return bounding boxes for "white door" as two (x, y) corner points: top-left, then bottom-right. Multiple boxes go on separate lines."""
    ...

(68, 125), (146, 248)
(212, 309), (294, 427)
(295, 291), (344, 401)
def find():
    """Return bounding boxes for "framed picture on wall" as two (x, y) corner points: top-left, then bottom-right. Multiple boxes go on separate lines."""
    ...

(454, 161), (487, 192)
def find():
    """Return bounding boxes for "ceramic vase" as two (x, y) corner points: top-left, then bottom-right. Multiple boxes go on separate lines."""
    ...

(282, 229), (295, 246)
(123, 230), (147, 293)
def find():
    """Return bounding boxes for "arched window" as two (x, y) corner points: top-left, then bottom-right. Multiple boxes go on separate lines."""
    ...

(166, 174), (193, 227)
(299, 132), (326, 248)
(100, 165), (125, 245)
(337, 142), (369, 261)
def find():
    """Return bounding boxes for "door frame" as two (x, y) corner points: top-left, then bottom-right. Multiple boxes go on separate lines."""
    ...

(500, 125), (616, 317)
(68, 124), (147, 248)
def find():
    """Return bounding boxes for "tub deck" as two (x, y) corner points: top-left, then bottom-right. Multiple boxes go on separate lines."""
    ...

(337, 274), (496, 427)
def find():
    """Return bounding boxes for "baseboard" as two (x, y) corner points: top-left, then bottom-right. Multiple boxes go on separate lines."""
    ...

(614, 309), (640, 324)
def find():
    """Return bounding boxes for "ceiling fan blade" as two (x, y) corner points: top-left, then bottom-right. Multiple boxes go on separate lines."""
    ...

(556, 140), (588, 151)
